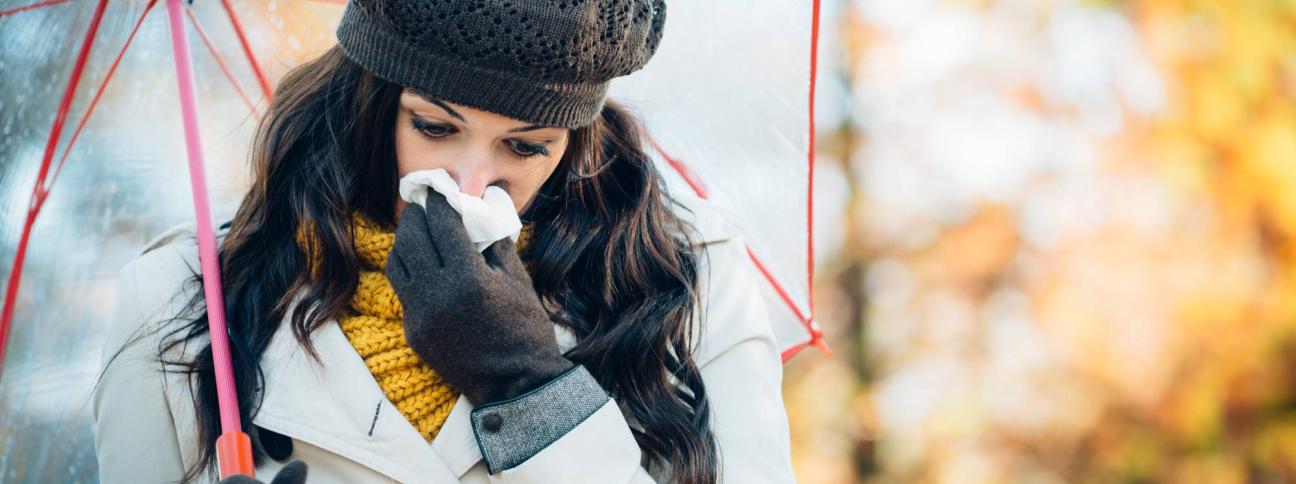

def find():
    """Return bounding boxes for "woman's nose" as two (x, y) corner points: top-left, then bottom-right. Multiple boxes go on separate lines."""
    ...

(446, 162), (491, 197)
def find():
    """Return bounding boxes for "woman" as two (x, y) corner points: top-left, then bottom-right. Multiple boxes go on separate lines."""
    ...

(92, 1), (794, 483)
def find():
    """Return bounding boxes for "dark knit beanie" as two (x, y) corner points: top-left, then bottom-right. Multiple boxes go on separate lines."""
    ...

(335, 0), (668, 129)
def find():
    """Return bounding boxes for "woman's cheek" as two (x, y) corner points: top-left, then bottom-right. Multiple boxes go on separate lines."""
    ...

(393, 128), (422, 177)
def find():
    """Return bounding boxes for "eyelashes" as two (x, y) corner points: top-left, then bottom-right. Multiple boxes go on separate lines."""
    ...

(408, 115), (551, 159)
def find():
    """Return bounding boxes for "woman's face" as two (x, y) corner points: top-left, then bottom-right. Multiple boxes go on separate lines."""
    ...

(393, 89), (570, 217)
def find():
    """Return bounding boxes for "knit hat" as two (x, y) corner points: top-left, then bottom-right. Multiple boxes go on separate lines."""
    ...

(335, 0), (668, 129)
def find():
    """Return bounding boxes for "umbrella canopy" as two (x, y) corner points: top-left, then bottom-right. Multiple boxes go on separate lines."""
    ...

(612, 0), (828, 361)
(0, 0), (825, 480)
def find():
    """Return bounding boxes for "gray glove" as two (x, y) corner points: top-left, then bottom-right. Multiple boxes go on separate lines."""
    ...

(386, 191), (576, 405)
(218, 461), (308, 484)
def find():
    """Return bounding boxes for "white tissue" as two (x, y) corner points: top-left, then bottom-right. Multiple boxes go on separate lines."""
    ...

(397, 168), (523, 253)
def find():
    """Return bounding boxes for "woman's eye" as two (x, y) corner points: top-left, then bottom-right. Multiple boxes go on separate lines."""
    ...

(509, 140), (550, 159)
(410, 117), (453, 139)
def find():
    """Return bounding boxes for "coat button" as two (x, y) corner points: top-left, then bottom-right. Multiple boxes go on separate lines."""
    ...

(482, 413), (503, 433)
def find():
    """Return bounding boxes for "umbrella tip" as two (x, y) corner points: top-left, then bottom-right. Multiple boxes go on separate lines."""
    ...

(808, 326), (832, 357)
(811, 337), (832, 356)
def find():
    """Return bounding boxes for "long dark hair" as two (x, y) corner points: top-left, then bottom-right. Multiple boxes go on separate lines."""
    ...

(133, 45), (719, 483)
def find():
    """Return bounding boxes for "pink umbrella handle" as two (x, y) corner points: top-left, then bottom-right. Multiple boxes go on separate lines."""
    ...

(164, 0), (254, 479)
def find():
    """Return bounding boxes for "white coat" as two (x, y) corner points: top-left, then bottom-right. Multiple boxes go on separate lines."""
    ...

(93, 193), (796, 483)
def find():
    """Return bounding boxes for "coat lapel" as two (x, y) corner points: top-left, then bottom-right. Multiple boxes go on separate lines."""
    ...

(253, 301), (458, 483)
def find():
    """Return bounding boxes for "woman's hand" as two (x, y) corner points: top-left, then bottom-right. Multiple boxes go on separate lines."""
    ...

(386, 191), (575, 405)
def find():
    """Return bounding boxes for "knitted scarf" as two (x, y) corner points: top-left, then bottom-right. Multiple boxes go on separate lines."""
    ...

(294, 210), (534, 442)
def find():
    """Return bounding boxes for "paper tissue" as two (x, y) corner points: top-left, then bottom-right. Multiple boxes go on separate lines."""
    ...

(397, 168), (522, 253)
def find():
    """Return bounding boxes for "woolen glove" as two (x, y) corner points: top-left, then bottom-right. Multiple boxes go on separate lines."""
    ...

(217, 461), (308, 484)
(385, 192), (576, 405)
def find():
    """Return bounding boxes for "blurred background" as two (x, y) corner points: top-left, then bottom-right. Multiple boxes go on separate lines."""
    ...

(788, 0), (1296, 483)
(2, 0), (1295, 483)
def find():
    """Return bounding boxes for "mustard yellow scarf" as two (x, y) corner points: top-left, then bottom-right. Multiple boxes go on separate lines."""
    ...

(295, 211), (534, 442)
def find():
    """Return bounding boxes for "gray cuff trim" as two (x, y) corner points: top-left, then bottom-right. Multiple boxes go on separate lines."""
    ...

(469, 364), (611, 474)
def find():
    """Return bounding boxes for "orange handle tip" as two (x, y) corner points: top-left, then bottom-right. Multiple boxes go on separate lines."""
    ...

(216, 431), (255, 480)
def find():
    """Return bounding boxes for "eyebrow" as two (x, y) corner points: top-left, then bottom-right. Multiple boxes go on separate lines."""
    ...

(415, 91), (551, 133)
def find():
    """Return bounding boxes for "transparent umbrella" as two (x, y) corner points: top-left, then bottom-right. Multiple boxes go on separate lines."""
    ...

(0, 0), (826, 481)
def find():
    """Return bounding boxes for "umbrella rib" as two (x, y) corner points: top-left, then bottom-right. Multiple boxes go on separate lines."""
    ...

(646, 133), (709, 199)
(46, 0), (160, 194)
(746, 245), (812, 324)
(807, 0), (819, 335)
(218, 0), (273, 102)
(0, 0), (73, 18)
(781, 339), (819, 362)
(186, 7), (261, 119)
(798, 0), (828, 361)
(0, 0), (111, 380)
